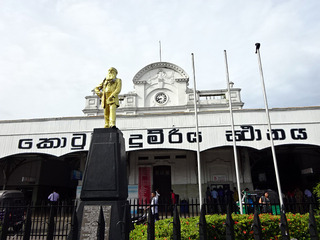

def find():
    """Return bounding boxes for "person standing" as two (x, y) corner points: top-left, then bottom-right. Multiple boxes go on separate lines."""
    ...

(206, 187), (212, 202)
(170, 189), (176, 215)
(211, 188), (219, 213)
(294, 187), (303, 213)
(149, 192), (159, 221)
(304, 188), (313, 202)
(206, 187), (212, 213)
(170, 189), (176, 205)
(304, 187), (314, 212)
(259, 191), (271, 213)
(218, 187), (225, 204)
(48, 190), (59, 205)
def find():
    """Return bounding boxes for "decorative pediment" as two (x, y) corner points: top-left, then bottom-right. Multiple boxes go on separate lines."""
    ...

(133, 62), (189, 85)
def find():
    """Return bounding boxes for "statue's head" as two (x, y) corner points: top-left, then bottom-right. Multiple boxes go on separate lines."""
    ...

(107, 67), (118, 80)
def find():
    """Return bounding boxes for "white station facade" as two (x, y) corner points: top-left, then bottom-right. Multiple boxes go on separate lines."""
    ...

(0, 61), (320, 203)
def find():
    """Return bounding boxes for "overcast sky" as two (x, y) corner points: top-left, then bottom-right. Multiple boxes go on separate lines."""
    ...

(0, 0), (319, 120)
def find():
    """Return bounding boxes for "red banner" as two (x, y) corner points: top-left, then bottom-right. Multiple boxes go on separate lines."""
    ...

(138, 167), (151, 204)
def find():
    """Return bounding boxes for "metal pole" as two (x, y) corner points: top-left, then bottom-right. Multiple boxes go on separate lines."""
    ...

(191, 53), (203, 207)
(255, 43), (284, 208)
(159, 41), (162, 62)
(224, 50), (243, 214)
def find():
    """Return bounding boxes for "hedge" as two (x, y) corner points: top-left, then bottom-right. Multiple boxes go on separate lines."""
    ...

(130, 213), (320, 240)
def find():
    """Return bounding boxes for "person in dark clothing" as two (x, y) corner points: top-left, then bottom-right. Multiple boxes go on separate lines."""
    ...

(206, 187), (212, 213)
(259, 191), (271, 213)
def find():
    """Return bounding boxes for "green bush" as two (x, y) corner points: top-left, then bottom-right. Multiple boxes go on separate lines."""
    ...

(130, 213), (320, 240)
(314, 183), (320, 204)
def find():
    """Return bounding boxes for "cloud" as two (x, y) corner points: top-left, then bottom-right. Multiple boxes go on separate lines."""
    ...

(0, 0), (319, 120)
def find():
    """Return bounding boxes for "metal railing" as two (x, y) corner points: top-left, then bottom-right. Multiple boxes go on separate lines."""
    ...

(0, 199), (318, 239)
(0, 203), (74, 240)
(129, 197), (318, 220)
(140, 203), (319, 240)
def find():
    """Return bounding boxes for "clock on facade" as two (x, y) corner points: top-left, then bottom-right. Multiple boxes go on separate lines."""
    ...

(155, 92), (168, 104)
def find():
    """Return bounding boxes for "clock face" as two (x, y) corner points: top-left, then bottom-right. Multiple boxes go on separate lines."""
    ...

(155, 92), (168, 104)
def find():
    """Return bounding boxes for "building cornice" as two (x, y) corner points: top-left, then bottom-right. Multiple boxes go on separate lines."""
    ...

(2, 106), (320, 124)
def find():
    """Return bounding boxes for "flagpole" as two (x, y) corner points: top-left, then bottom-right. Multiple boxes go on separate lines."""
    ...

(191, 53), (203, 207)
(159, 41), (162, 62)
(255, 43), (284, 209)
(224, 50), (243, 214)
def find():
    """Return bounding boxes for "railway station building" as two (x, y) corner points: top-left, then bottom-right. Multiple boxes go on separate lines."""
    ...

(0, 61), (319, 204)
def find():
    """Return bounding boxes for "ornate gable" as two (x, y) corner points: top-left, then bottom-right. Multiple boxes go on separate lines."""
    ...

(133, 62), (189, 84)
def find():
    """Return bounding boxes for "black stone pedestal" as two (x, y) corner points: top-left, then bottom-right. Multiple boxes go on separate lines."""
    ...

(77, 128), (129, 240)
(77, 200), (128, 240)
(81, 128), (127, 200)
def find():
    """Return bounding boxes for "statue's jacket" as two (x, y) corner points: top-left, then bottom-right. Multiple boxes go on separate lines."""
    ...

(95, 78), (122, 108)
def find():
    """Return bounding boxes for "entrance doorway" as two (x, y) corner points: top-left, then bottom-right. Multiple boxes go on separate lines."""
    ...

(153, 166), (171, 203)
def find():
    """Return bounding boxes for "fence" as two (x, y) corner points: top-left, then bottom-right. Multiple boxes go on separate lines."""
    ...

(0, 200), (318, 239)
(129, 197), (318, 221)
(0, 203), (74, 240)
(139, 203), (319, 240)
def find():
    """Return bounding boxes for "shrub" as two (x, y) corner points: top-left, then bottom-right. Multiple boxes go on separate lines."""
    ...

(314, 183), (320, 205)
(130, 213), (320, 240)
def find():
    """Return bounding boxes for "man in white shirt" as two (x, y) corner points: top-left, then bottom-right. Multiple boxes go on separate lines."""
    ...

(150, 192), (159, 221)
(48, 190), (60, 205)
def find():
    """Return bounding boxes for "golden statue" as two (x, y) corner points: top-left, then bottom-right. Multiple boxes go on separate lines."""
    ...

(94, 67), (122, 128)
